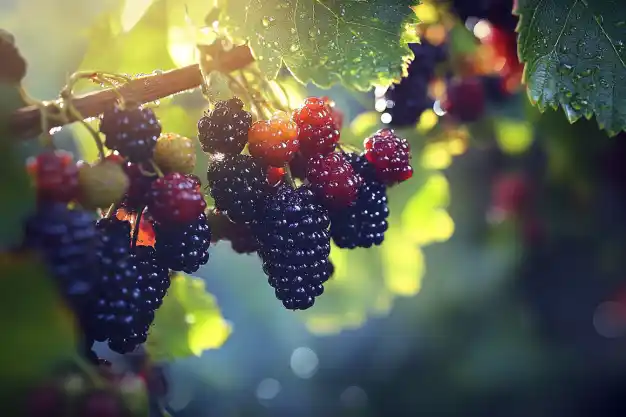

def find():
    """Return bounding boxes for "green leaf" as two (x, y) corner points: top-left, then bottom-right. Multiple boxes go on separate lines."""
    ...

(146, 274), (231, 361)
(493, 118), (534, 154)
(516, 0), (626, 135)
(78, 0), (175, 75)
(220, 0), (419, 91)
(0, 253), (77, 389)
(0, 83), (35, 248)
(400, 173), (454, 246)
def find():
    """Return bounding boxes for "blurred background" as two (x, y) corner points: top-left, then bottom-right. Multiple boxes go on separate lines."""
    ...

(7, 0), (626, 415)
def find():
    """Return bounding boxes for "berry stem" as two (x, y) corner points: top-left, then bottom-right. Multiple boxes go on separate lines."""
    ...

(149, 160), (164, 177)
(283, 164), (297, 188)
(62, 91), (106, 160)
(104, 202), (120, 218)
(9, 44), (255, 139)
(73, 354), (105, 388)
(131, 208), (145, 248)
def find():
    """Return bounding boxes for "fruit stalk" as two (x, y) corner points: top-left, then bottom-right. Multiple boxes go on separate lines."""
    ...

(9, 44), (255, 139)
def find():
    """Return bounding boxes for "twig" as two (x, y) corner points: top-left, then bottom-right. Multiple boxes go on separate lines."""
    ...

(9, 44), (255, 139)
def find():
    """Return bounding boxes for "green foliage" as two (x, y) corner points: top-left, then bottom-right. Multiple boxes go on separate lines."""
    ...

(218, 0), (419, 91)
(146, 273), (231, 361)
(0, 83), (35, 248)
(516, 0), (626, 135)
(0, 254), (77, 389)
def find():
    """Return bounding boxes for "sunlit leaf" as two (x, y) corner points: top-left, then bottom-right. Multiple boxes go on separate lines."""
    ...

(494, 118), (534, 155)
(201, 71), (233, 104)
(381, 226), (425, 296)
(350, 111), (384, 138)
(219, 0), (419, 91)
(416, 109), (439, 133)
(447, 21), (478, 56)
(0, 253), (77, 387)
(146, 274), (232, 361)
(516, 0), (626, 135)
(78, 0), (175, 75)
(400, 173), (454, 245)
(301, 244), (393, 335)
(420, 142), (453, 169)
(121, 0), (154, 32)
(70, 121), (101, 163)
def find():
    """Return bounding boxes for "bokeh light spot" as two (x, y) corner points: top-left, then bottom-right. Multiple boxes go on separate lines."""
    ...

(290, 347), (319, 379)
(256, 378), (281, 400)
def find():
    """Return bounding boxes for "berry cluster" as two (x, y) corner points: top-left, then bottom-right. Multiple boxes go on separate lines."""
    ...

(198, 96), (413, 310)
(383, 41), (448, 127)
(22, 103), (210, 354)
(25, 366), (147, 417)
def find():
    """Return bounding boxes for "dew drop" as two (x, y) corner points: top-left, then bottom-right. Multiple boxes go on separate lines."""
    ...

(289, 44), (300, 52)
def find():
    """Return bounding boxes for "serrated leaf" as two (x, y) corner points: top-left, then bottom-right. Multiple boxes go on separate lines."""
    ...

(0, 253), (77, 388)
(516, 0), (626, 135)
(146, 274), (231, 361)
(220, 0), (419, 91)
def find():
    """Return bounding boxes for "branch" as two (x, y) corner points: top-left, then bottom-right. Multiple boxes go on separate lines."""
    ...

(9, 44), (255, 139)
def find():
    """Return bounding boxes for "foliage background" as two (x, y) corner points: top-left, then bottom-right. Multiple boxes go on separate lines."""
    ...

(5, 0), (626, 416)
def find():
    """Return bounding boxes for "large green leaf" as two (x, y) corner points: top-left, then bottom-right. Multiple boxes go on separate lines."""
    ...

(146, 274), (231, 361)
(516, 0), (626, 135)
(78, 0), (175, 75)
(219, 0), (419, 91)
(0, 254), (77, 389)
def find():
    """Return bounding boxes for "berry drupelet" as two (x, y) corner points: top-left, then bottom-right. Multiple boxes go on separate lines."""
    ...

(148, 172), (207, 224)
(248, 112), (300, 167)
(197, 97), (253, 155)
(330, 153), (390, 248)
(87, 217), (140, 345)
(292, 97), (340, 157)
(132, 246), (170, 312)
(100, 103), (162, 163)
(121, 162), (157, 210)
(154, 212), (211, 274)
(443, 77), (486, 123)
(207, 154), (270, 224)
(26, 150), (80, 204)
(105, 246), (170, 354)
(255, 185), (333, 310)
(383, 41), (447, 127)
(363, 128), (413, 185)
(306, 152), (362, 208)
(23, 203), (99, 307)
